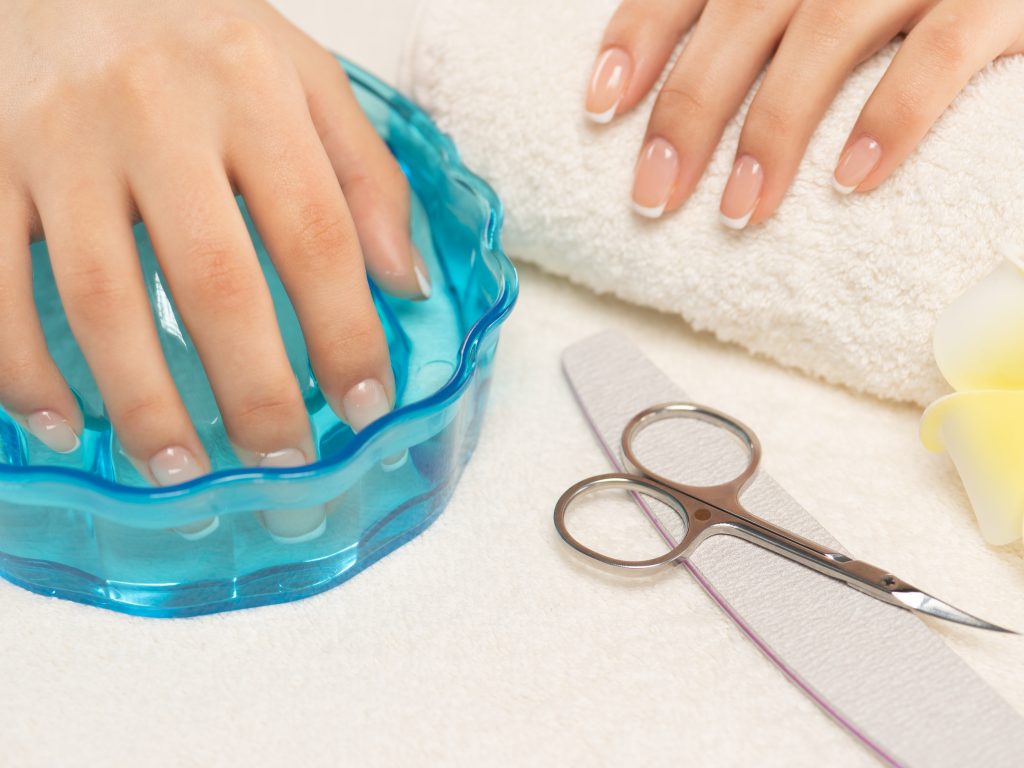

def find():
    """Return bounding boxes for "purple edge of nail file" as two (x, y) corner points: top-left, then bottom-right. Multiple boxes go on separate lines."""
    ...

(562, 330), (1024, 768)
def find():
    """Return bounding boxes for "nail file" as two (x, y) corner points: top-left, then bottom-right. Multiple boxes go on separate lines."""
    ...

(562, 330), (1024, 768)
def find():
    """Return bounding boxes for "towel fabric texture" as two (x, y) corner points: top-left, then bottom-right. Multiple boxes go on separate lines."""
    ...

(400, 0), (1024, 407)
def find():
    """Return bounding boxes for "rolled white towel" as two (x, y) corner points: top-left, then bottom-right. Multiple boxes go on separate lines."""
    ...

(399, 0), (1024, 406)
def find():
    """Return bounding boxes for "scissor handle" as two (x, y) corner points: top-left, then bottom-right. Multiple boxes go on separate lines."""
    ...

(553, 473), (712, 569)
(621, 402), (762, 508)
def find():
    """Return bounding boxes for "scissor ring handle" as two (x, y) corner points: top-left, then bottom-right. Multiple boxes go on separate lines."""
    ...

(621, 402), (762, 503)
(553, 473), (692, 569)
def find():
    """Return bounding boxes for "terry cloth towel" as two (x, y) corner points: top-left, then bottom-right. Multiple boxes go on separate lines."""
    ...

(399, 0), (1024, 407)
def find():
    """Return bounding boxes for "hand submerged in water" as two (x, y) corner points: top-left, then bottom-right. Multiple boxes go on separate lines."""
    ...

(0, 0), (429, 484)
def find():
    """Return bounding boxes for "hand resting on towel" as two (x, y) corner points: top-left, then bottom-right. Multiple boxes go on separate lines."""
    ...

(586, 0), (1024, 228)
(401, 0), (1024, 406)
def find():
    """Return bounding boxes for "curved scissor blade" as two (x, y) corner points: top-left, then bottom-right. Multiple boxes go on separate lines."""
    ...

(892, 590), (1018, 634)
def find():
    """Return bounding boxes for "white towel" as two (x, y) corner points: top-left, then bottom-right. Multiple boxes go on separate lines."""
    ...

(400, 0), (1024, 406)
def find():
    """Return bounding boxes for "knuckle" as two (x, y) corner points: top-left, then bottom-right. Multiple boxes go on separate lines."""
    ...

(796, 0), (854, 51)
(339, 157), (410, 212)
(329, 317), (383, 357)
(917, 17), (971, 69)
(114, 393), (169, 438)
(742, 98), (793, 142)
(209, 16), (280, 77)
(615, 0), (687, 27)
(705, 0), (772, 27)
(654, 82), (711, 119)
(183, 239), (257, 309)
(109, 48), (170, 122)
(59, 260), (132, 326)
(294, 203), (356, 267)
(315, 318), (387, 386)
(233, 380), (303, 426)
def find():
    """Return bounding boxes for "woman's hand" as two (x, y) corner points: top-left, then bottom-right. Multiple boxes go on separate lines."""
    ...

(0, 0), (428, 484)
(584, 0), (1024, 227)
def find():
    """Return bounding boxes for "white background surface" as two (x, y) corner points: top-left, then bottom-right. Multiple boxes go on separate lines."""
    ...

(1, 2), (1022, 766)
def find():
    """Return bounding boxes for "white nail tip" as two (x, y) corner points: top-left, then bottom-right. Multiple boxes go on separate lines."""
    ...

(263, 509), (327, 545)
(259, 448), (308, 468)
(585, 103), (619, 125)
(54, 432), (81, 454)
(381, 449), (409, 472)
(720, 210), (753, 230)
(631, 200), (666, 219)
(414, 263), (432, 299)
(175, 517), (220, 541)
(26, 411), (80, 454)
(832, 176), (856, 195)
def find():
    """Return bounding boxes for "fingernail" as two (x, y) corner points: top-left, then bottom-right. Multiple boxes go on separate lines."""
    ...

(176, 516), (220, 541)
(149, 445), (203, 486)
(412, 246), (432, 300)
(259, 447), (308, 469)
(259, 448), (327, 544)
(26, 410), (79, 454)
(342, 379), (391, 432)
(631, 137), (680, 218)
(150, 446), (218, 540)
(343, 378), (407, 469)
(585, 47), (632, 124)
(720, 155), (763, 230)
(833, 136), (882, 194)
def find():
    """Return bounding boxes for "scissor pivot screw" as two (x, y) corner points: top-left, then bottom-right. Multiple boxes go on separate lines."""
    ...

(694, 508), (711, 522)
(882, 575), (897, 587)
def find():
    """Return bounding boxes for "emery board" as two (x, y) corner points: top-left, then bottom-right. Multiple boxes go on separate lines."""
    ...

(562, 330), (1024, 767)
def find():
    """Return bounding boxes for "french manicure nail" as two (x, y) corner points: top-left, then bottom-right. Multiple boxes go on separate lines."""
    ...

(585, 47), (633, 124)
(720, 155), (763, 230)
(149, 445), (203, 486)
(150, 446), (218, 540)
(175, 516), (220, 540)
(343, 378), (407, 469)
(342, 379), (391, 432)
(833, 136), (882, 194)
(27, 410), (79, 454)
(412, 246), (432, 300)
(259, 448), (327, 544)
(259, 447), (308, 469)
(632, 137), (680, 218)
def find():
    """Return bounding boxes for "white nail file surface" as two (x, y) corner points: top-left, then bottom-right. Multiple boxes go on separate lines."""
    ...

(562, 330), (1024, 768)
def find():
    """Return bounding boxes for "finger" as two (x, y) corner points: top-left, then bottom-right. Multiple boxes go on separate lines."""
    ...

(289, 42), (429, 300)
(719, 0), (916, 228)
(585, 0), (708, 123)
(632, 0), (800, 216)
(0, 192), (82, 453)
(33, 176), (209, 483)
(226, 86), (397, 434)
(130, 152), (315, 468)
(832, 0), (1024, 194)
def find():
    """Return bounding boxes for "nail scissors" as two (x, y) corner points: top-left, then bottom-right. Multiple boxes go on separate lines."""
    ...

(554, 402), (1014, 633)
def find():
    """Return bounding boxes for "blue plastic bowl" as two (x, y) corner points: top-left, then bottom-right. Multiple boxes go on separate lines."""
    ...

(0, 58), (517, 617)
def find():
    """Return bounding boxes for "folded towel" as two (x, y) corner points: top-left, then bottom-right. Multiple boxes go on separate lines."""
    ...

(399, 0), (1024, 406)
